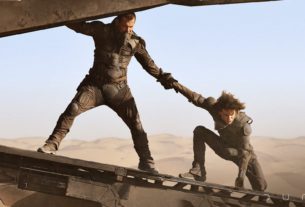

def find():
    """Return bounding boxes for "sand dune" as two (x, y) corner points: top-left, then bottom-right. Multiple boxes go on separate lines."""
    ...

(1, 135), (305, 197)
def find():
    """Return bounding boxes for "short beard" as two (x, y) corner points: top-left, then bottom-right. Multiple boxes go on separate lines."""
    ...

(117, 32), (131, 46)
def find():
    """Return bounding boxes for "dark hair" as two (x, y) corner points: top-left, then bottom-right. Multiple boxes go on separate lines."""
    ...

(214, 91), (245, 111)
(117, 12), (136, 21)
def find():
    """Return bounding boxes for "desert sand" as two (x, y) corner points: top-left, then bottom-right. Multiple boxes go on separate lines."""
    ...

(1, 134), (305, 198)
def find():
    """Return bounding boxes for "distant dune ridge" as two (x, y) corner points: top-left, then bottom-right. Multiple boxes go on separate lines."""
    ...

(1, 134), (305, 197)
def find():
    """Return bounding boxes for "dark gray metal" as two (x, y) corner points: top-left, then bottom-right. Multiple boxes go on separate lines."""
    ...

(0, 0), (280, 37)
(172, 0), (280, 6)
(0, 145), (304, 207)
(18, 168), (68, 196)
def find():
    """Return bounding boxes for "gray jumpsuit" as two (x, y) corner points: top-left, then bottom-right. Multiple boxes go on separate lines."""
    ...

(176, 84), (267, 191)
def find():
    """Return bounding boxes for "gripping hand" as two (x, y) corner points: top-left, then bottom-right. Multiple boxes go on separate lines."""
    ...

(157, 71), (178, 90)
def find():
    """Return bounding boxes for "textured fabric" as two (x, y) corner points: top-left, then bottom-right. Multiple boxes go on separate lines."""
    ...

(192, 126), (267, 191)
(45, 19), (169, 168)
(48, 84), (154, 164)
(175, 84), (267, 190)
(66, 20), (162, 87)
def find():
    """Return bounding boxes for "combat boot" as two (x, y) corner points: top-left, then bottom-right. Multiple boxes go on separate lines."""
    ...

(37, 142), (58, 154)
(179, 164), (206, 181)
(132, 132), (158, 174)
(138, 159), (159, 174)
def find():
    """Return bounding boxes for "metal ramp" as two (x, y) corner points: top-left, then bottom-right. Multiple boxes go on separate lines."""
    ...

(0, 145), (304, 207)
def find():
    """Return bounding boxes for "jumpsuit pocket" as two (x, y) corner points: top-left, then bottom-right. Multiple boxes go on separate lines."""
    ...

(74, 86), (95, 109)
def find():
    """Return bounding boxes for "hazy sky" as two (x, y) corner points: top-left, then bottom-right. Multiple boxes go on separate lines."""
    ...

(0, 0), (304, 140)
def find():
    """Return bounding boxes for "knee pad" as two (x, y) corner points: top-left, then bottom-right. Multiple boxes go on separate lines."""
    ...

(194, 126), (204, 135)
(67, 102), (80, 116)
(193, 126), (210, 138)
(224, 148), (239, 157)
(240, 149), (250, 156)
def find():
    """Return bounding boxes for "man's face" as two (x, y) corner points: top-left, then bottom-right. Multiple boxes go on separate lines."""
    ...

(117, 17), (135, 35)
(218, 109), (237, 125)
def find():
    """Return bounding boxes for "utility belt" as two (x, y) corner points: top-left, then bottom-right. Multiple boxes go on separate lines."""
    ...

(90, 62), (128, 85)
(77, 67), (128, 92)
(87, 75), (127, 91)
(105, 77), (127, 90)
(93, 73), (127, 83)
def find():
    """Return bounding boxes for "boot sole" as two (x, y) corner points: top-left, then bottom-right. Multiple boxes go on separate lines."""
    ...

(37, 148), (56, 155)
(138, 167), (159, 174)
(179, 173), (206, 182)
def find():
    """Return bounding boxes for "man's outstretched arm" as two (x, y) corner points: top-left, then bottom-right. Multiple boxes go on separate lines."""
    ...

(170, 81), (215, 112)
(134, 38), (214, 111)
(134, 38), (177, 90)
(66, 21), (104, 36)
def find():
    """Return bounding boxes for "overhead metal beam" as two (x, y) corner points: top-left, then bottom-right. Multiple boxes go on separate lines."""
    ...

(0, 0), (280, 37)
(171, 0), (280, 6)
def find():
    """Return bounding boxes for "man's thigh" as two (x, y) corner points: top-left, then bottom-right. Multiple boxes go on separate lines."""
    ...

(69, 85), (104, 114)
(195, 126), (230, 158)
(108, 86), (143, 132)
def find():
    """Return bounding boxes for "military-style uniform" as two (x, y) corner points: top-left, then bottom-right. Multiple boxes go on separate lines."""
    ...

(40, 19), (168, 171)
(177, 85), (267, 191)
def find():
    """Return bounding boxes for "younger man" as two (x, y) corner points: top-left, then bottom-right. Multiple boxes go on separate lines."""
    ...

(172, 82), (267, 191)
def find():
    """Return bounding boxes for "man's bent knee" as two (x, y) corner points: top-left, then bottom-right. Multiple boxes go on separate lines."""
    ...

(66, 102), (81, 116)
(193, 126), (210, 137)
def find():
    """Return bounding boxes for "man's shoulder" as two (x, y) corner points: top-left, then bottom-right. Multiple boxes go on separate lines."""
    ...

(203, 96), (217, 114)
(131, 32), (145, 46)
(131, 31), (141, 39)
(236, 112), (253, 125)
